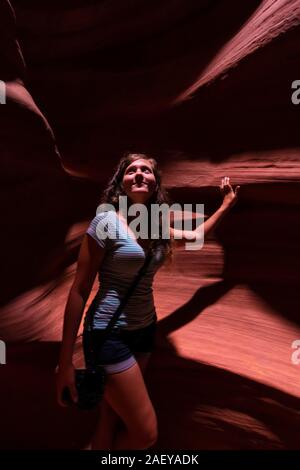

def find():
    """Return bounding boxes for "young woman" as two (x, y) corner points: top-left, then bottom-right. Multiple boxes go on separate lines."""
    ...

(55, 152), (240, 450)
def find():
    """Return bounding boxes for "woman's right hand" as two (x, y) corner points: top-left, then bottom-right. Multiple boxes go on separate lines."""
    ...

(55, 363), (78, 407)
(219, 176), (240, 209)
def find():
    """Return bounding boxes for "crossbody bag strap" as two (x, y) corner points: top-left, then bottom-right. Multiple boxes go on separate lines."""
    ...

(89, 249), (153, 344)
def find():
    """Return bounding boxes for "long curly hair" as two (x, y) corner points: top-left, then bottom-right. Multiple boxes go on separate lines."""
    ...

(100, 152), (173, 259)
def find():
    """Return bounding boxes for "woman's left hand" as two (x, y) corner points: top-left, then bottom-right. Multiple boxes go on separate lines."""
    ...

(219, 177), (240, 209)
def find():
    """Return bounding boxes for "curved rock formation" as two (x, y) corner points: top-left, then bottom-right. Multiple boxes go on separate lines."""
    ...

(0, 0), (300, 450)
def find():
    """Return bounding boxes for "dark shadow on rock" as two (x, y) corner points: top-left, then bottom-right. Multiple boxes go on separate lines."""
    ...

(161, 25), (300, 159)
(214, 196), (300, 326)
(0, 341), (97, 450)
(146, 281), (300, 449)
(0, 166), (102, 308)
(158, 280), (234, 336)
(1, 280), (299, 449)
(11, 0), (262, 173)
(148, 349), (300, 449)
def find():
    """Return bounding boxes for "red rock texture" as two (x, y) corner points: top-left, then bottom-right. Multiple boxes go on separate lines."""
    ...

(0, 0), (300, 450)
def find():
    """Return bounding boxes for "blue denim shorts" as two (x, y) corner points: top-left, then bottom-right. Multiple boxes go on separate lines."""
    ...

(83, 321), (156, 374)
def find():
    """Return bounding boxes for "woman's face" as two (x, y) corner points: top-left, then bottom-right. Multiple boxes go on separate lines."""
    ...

(122, 159), (156, 204)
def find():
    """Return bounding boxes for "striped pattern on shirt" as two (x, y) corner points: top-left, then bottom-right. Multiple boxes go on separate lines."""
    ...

(84, 210), (166, 331)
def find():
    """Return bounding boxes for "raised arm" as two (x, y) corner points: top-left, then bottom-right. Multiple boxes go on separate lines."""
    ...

(170, 177), (240, 246)
(56, 233), (105, 405)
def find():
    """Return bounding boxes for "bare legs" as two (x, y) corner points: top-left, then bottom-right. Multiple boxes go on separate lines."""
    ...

(91, 399), (120, 450)
(91, 354), (155, 450)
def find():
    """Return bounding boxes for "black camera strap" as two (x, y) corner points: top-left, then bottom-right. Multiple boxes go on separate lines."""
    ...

(88, 248), (154, 347)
